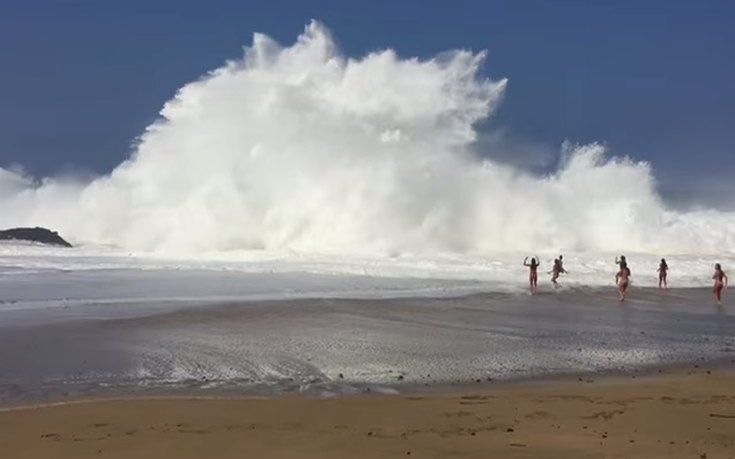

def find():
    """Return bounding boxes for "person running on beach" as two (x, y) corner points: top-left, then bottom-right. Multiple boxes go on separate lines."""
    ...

(712, 263), (728, 305)
(658, 258), (668, 289)
(549, 258), (566, 288)
(523, 256), (540, 294)
(615, 264), (631, 301)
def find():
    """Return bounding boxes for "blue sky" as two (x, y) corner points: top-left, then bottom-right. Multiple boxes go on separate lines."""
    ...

(0, 0), (733, 204)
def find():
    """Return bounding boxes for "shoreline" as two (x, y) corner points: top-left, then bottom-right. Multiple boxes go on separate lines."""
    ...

(3, 356), (733, 412)
(2, 364), (734, 458)
(0, 361), (728, 412)
(4, 359), (732, 405)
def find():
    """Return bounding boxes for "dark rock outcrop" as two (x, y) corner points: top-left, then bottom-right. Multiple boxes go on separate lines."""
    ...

(0, 227), (73, 248)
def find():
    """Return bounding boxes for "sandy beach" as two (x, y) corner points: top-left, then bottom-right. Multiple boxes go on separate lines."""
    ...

(2, 365), (734, 459)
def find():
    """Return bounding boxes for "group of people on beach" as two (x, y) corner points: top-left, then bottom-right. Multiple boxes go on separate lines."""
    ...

(522, 255), (729, 305)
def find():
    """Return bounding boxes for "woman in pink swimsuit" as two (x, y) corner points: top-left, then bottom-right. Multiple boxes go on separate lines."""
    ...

(615, 265), (631, 301)
(523, 256), (540, 294)
(712, 263), (728, 305)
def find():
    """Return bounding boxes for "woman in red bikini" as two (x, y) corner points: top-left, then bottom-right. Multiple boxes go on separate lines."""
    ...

(712, 263), (728, 305)
(657, 258), (668, 289)
(523, 256), (540, 294)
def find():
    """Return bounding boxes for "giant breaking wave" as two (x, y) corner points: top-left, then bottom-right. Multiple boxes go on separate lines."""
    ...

(1, 21), (733, 257)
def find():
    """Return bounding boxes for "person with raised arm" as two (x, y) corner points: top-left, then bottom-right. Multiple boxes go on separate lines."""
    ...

(615, 255), (627, 270)
(657, 258), (668, 289)
(615, 255), (631, 277)
(523, 256), (540, 294)
(712, 263), (728, 305)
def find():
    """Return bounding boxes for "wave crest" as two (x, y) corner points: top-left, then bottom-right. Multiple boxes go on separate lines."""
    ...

(0, 21), (732, 257)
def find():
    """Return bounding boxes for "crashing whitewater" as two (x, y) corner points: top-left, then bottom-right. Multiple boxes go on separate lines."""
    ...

(0, 21), (734, 272)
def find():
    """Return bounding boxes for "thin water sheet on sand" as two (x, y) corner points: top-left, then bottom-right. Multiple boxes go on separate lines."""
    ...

(2, 368), (735, 459)
(0, 286), (733, 404)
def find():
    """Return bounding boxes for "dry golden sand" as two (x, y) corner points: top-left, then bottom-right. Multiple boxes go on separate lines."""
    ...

(1, 367), (735, 459)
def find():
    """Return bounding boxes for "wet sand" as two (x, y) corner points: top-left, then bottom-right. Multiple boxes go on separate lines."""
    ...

(1, 365), (734, 459)
(1, 286), (734, 404)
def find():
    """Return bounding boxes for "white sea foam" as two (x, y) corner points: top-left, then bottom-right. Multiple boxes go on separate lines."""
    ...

(0, 242), (731, 308)
(0, 21), (734, 297)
